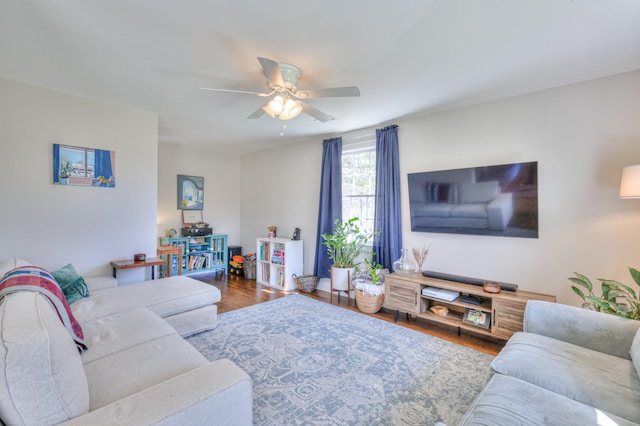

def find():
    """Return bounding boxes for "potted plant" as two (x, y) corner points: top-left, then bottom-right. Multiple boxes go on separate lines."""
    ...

(353, 258), (388, 313)
(321, 217), (376, 294)
(569, 267), (640, 319)
(58, 161), (73, 185)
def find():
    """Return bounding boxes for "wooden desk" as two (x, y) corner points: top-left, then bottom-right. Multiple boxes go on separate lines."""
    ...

(111, 258), (165, 280)
(157, 245), (182, 277)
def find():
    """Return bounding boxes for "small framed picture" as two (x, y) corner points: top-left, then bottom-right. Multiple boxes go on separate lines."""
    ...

(177, 175), (204, 210)
(463, 308), (491, 329)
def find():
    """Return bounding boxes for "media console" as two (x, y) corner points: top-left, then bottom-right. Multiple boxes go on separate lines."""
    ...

(384, 272), (555, 340)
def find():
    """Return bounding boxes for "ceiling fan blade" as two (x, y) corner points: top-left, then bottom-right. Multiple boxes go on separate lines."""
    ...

(300, 102), (334, 122)
(257, 57), (285, 89)
(294, 86), (360, 99)
(199, 87), (272, 97)
(247, 105), (268, 119)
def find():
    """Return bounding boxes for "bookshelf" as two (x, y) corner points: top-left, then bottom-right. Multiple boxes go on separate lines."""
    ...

(256, 237), (303, 291)
(158, 234), (228, 276)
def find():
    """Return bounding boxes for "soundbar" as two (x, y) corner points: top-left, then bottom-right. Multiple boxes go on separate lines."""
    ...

(422, 271), (518, 292)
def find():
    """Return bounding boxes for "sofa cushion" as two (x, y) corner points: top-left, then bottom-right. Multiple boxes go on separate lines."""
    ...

(461, 374), (639, 426)
(0, 292), (89, 424)
(491, 331), (640, 422)
(51, 263), (90, 305)
(80, 307), (177, 365)
(83, 333), (208, 410)
(631, 328), (640, 378)
(458, 181), (500, 204)
(413, 203), (456, 218)
(450, 203), (488, 219)
(0, 257), (31, 277)
(71, 275), (221, 323)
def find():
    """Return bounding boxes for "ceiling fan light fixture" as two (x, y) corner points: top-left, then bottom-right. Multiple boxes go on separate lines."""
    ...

(279, 99), (302, 120)
(267, 95), (285, 114)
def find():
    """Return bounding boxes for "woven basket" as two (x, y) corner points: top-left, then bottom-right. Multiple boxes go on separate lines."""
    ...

(292, 274), (319, 293)
(355, 289), (384, 313)
(243, 260), (256, 280)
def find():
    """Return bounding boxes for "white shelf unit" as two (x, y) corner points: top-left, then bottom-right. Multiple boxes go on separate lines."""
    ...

(256, 237), (303, 291)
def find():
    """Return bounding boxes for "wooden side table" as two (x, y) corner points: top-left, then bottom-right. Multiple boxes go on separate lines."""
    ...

(111, 258), (165, 280)
(157, 245), (182, 277)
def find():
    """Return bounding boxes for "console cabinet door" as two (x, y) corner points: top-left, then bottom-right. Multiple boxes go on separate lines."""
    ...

(492, 299), (526, 339)
(384, 277), (419, 314)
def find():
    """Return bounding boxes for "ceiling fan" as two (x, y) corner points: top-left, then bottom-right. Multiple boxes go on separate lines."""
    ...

(199, 57), (360, 122)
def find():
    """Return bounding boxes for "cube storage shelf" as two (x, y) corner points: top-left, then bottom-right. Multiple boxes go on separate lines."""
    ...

(256, 237), (303, 291)
(159, 234), (228, 276)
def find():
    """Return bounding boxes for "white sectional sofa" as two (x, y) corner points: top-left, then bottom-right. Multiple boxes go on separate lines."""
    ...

(0, 258), (253, 425)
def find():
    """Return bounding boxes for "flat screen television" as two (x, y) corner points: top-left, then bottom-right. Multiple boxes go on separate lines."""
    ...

(408, 161), (538, 238)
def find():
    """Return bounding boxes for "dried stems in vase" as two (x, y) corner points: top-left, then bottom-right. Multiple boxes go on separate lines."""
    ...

(412, 246), (430, 272)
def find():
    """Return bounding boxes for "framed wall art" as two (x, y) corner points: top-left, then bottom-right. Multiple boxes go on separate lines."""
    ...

(177, 175), (204, 210)
(53, 143), (116, 187)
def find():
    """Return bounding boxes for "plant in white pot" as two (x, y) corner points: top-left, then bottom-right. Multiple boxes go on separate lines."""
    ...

(353, 258), (388, 313)
(322, 217), (376, 297)
(58, 161), (73, 185)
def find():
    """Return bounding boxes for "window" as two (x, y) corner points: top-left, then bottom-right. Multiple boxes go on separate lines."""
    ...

(342, 148), (376, 232)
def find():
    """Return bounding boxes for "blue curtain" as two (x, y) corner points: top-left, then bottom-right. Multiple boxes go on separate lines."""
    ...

(94, 149), (113, 179)
(313, 137), (342, 278)
(373, 125), (402, 269)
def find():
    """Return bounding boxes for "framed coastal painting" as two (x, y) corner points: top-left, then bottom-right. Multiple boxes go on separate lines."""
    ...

(53, 144), (116, 187)
(177, 175), (204, 210)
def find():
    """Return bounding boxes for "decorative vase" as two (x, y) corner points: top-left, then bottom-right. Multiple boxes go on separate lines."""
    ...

(392, 248), (416, 275)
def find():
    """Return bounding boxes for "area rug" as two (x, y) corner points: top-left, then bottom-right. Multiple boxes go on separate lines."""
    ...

(186, 295), (493, 425)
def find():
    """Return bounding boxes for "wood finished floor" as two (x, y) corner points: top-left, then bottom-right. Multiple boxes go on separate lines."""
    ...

(193, 272), (505, 356)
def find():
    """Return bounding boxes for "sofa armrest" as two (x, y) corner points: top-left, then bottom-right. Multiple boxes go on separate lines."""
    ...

(487, 192), (513, 231)
(524, 300), (640, 359)
(60, 359), (252, 426)
(84, 276), (118, 292)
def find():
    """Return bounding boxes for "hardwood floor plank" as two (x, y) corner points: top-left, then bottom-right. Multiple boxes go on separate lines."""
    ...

(193, 272), (505, 356)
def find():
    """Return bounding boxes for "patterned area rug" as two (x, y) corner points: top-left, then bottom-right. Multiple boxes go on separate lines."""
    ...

(187, 295), (492, 425)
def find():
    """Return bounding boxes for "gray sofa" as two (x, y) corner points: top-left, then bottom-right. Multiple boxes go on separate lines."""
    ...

(0, 258), (253, 425)
(461, 300), (640, 425)
(411, 180), (513, 231)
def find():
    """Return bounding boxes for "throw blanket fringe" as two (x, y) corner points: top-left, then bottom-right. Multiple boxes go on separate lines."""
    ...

(0, 266), (87, 352)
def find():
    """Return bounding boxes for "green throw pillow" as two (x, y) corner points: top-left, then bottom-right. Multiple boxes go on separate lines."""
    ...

(51, 263), (90, 305)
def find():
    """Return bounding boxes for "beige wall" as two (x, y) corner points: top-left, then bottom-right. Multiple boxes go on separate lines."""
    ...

(157, 142), (242, 247)
(0, 78), (158, 283)
(241, 70), (640, 304)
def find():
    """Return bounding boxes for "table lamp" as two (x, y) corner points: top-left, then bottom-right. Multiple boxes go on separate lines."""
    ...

(620, 164), (640, 199)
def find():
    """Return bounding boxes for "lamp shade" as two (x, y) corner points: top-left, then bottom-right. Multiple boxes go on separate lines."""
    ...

(620, 164), (640, 199)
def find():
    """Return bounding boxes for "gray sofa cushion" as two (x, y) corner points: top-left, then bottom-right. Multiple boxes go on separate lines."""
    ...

(461, 374), (639, 426)
(631, 328), (640, 378)
(491, 331), (640, 422)
(0, 292), (90, 424)
(458, 181), (500, 204)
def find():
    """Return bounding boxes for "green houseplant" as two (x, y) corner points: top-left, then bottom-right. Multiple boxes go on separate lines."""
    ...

(321, 217), (375, 269)
(58, 161), (73, 185)
(352, 258), (388, 313)
(321, 217), (377, 293)
(569, 267), (640, 320)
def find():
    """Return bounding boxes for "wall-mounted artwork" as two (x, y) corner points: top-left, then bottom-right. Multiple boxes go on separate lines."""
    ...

(53, 144), (116, 187)
(177, 175), (204, 210)
(408, 161), (538, 238)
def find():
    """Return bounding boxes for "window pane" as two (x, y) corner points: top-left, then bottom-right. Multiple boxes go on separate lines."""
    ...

(342, 149), (376, 232)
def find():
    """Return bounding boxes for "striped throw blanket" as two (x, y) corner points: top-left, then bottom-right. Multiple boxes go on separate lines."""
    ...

(0, 266), (87, 352)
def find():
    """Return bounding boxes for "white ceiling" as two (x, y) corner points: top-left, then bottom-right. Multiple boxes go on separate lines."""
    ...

(2, 0), (640, 154)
